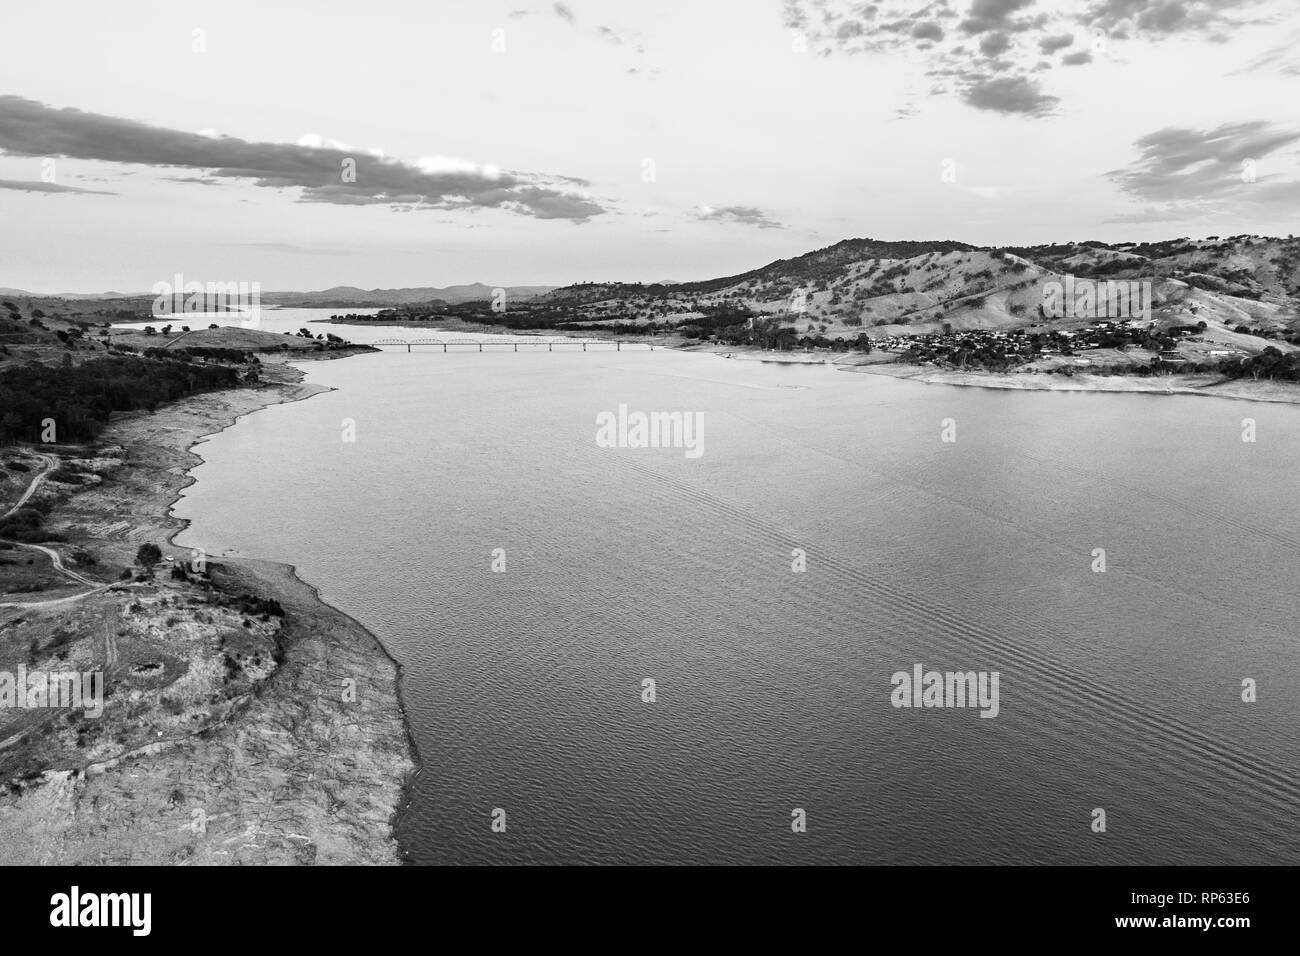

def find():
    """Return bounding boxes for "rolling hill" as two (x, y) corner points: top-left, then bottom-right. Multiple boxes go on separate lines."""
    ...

(437, 235), (1300, 353)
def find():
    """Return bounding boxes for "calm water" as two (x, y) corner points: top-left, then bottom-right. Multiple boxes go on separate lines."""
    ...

(172, 311), (1300, 865)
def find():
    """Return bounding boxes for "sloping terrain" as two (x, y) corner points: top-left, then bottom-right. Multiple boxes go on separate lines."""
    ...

(435, 235), (1300, 359)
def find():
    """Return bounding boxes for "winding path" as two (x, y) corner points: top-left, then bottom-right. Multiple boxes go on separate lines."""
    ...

(1, 452), (56, 522)
(0, 450), (107, 609)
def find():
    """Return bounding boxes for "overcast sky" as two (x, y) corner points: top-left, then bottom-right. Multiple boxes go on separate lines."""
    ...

(2, 0), (1299, 292)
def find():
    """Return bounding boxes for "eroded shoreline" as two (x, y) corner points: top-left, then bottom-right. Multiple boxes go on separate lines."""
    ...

(677, 342), (1300, 403)
(0, 356), (416, 864)
(843, 362), (1300, 404)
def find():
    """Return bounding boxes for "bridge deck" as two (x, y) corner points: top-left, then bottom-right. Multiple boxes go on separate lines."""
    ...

(370, 339), (655, 352)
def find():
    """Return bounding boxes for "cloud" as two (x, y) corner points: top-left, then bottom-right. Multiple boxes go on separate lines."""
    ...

(784, 1), (1057, 117)
(1038, 32), (1074, 52)
(960, 0), (1036, 35)
(1234, 24), (1300, 76)
(964, 75), (1058, 114)
(0, 178), (116, 195)
(695, 205), (784, 229)
(1109, 121), (1300, 201)
(594, 23), (646, 53)
(783, 0), (1288, 118)
(1107, 121), (1300, 221)
(979, 31), (1012, 56)
(1081, 0), (1272, 36)
(516, 3), (650, 63)
(0, 96), (605, 222)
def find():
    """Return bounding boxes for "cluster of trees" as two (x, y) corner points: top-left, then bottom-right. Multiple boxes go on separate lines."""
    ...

(694, 315), (875, 353)
(675, 303), (759, 339)
(1032, 346), (1300, 380)
(0, 355), (241, 445)
(221, 592), (285, 618)
(0, 503), (60, 542)
(143, 346), (257, 364)
(1219, 347), (1300, 381)
(796, 332), (873, 352)
(1232, 323), (1294, 341)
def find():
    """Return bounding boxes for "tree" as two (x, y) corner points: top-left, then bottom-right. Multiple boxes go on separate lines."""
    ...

(136, 542), (162, 567)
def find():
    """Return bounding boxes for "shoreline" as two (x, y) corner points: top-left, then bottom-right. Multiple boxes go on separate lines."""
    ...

(304, 314), (1300, 403)
(162, 361), (423, 862)
(0, 353), (416, 864)
(674, 341), (1300, 403)
(843, 362), (1300, 404)
(317, 323), (1299, 405)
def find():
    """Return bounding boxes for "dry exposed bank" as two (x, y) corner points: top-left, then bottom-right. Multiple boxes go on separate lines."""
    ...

(0, 356), (415, 864)
(846, 363), (1300, 404)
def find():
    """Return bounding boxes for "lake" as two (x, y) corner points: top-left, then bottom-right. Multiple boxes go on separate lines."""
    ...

(172, 311), (1300, 864)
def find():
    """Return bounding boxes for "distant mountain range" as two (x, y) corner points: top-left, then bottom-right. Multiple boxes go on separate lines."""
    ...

(0, 283), (555, 307)
(263, 283), (555, 307)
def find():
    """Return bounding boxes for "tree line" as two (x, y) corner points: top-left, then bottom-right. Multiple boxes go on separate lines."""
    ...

(0, 355), (241, 445)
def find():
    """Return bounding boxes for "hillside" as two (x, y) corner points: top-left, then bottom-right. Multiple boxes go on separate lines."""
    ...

(416, 234), (1299, 364)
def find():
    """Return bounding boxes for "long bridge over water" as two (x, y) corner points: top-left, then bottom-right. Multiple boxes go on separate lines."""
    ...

(371, 338), (656, 353)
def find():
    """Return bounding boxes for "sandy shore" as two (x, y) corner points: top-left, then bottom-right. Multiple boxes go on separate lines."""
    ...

(0, 355), (416, 864)
(675, 341), (1299, 402)
(846, 363), (1300, 404)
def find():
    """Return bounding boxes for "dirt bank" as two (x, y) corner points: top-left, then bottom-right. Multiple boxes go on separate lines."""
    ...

(0, 359), (415, 864)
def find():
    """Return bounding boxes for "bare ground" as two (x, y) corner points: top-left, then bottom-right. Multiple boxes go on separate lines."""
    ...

(0, 361), (415, 864)
(847, 363), (1300, 404)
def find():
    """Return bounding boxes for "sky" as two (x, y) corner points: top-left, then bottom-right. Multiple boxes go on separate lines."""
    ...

(1, 0), (1299, 292)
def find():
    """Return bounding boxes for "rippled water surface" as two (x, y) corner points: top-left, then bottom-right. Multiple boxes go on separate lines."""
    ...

(173, 312), (1300, 864)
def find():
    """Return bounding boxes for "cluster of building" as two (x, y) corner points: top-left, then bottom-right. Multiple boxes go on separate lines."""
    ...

(866, 320), (1221, 368)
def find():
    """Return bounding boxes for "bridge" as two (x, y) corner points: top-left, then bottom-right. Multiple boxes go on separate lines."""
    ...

(370, 338), (655, 353)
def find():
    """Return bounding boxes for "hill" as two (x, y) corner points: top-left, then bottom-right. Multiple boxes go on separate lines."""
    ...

(417, 235), (1299, 361)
